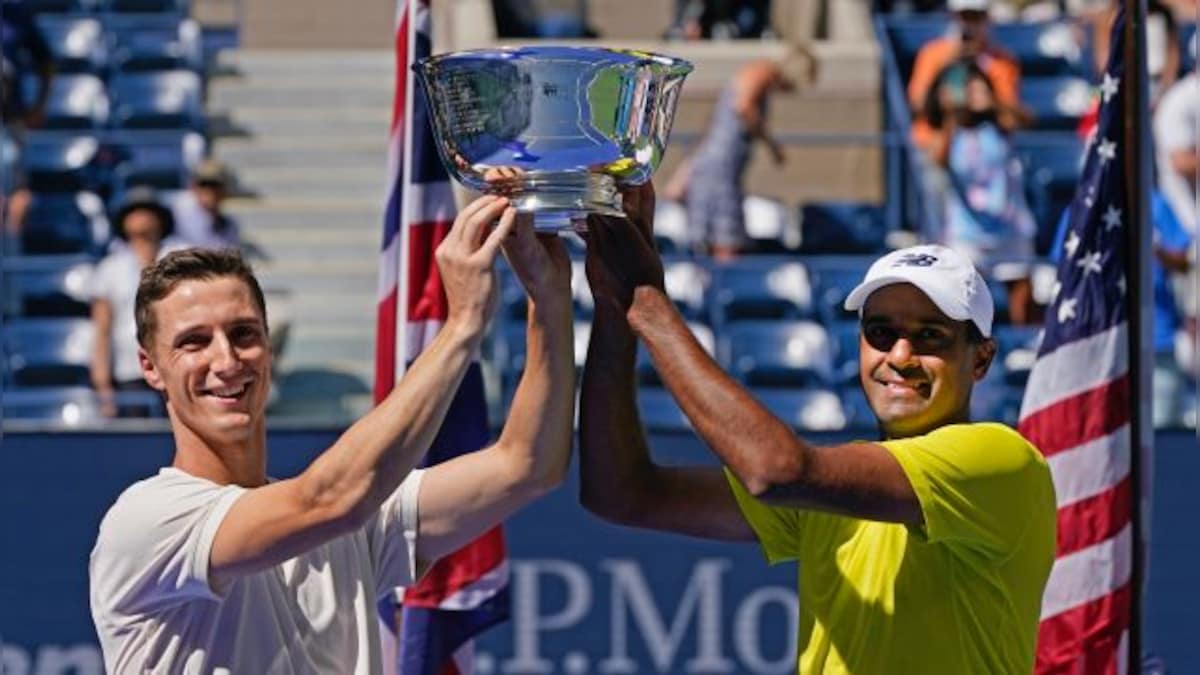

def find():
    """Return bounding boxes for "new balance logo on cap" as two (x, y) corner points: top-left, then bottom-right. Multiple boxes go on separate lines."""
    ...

(891, 253), (939, 268)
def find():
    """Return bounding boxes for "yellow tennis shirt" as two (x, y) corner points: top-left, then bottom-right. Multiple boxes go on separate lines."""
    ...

(726, 422), (1056, 674)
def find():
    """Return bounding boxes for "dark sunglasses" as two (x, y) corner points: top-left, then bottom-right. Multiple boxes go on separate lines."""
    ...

(861, 323), (958, 354)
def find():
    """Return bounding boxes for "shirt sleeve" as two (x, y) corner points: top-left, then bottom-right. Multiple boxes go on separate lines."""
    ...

(366, 469), (426, 595)
(724, 467), (839, 564)
(88, 257), (114, 303)
(1154, 79), (1196, 152)
(89, 474), (246, 619)
(883, 424), (1050, 559)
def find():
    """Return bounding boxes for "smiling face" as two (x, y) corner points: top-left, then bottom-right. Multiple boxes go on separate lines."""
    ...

(138, 276), (272, 450)
(859, 283), (995, 439)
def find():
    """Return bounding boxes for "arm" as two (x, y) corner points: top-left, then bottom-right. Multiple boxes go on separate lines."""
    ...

(593, 184), (921, 525)
(734, 64), (785, 164)
(413, 218), (577, 561)
(580, 184), (754, 541)
(89, 299), (117, 417)
(1168, 148), (1198, 184)
(207, 196), (517, 589)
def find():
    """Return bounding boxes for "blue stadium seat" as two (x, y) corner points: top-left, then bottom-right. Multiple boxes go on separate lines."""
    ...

(2, 256), (95, 317)
(798, 202), (888, 255)
(636, 322), (714, 386)
(652, 200), (692, 255)
(1, 386), (164, 423)
(992, 22), (1086, 76)
(828, 320), (861, 385)
(993, 324), (1042, 386)
(106, 15), (203, 72)
(637, 387), (691, 433)
(1012, 132), (1083, 252)
(1021, 76), (1093, 130)
(23, 73), (109, 130)
(807, 259), (871, 324)
(19, 191), (108, 255)
(2, 318), (94, 387)
(21, 133), (104, 192)
(744, 195), (799, 253)
(663, 258), (711, 320)
(753, 387), (847, 431)
(710, 259), (814, 326)
(36, 16), (107, 73)
(971, 379), (1025, 426)
(110, 70), (204, 130)
(719, 320), (834, 388)
(104, 0), (188, 12)
(23, 0), (98, 12)
(840, 386), (876, 431)
(109, 130), (206, 192)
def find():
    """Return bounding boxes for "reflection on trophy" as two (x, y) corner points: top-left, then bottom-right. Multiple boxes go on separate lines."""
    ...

(414, 46), (693, 231)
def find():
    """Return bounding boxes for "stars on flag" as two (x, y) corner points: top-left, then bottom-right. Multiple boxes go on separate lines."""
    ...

(1103, 205), (1122, 231)
(1057, 297), (1078, 323)
(1076, 251), (1103, 275)
(1097, 138), (1117, 164)
(1064, 230), (1081, 258)
(1117, 275), (1127, 297)
(1100, 72), (1120, 104)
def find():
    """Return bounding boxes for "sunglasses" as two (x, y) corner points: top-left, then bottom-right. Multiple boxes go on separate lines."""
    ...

(861, 323), (959, 354)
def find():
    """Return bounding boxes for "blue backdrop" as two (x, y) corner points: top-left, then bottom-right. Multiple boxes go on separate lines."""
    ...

(0, 429), (1196, 674)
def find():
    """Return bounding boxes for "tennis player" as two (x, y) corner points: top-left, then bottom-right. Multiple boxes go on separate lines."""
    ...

(89, 196), (575, 673)
(579, 183), (1056, 673)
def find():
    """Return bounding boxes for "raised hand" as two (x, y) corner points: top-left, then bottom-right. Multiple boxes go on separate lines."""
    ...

(436, 195), (519, 336)
(584, 182), (665, 313)
(501, 212), (572, 309)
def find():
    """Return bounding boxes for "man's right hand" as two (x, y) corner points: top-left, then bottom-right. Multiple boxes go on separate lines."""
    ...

(436, 195), (519, 337)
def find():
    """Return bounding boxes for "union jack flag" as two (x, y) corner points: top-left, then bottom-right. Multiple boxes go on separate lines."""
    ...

(375, 1), (510, 673)
(1017, 6), (1145, 674)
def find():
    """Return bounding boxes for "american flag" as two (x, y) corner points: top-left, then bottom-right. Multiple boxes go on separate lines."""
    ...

(375, 1), (510, 673)
(1017, 6), (1144, 674)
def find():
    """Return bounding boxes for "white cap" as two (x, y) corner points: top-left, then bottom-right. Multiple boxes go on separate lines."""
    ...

(843, 244), (994, 338)
(947, 0), (989, 11)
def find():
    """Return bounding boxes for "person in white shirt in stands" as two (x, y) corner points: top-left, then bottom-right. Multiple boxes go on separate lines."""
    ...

(89, 195), (575, 674)
(1154, 50), (1198, 235)
(171, 159), (240, 250)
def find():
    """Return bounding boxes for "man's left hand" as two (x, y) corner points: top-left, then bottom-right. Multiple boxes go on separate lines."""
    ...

(501, 212), (572, 308)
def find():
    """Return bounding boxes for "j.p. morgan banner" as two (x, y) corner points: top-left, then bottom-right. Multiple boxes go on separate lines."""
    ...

(2, 430), (1197, 674)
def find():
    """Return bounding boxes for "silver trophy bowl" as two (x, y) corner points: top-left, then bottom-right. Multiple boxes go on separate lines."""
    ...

(413, 46), (693, 231)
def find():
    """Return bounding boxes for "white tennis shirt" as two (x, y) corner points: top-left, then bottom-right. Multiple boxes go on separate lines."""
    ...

(89, 467), (425, 675)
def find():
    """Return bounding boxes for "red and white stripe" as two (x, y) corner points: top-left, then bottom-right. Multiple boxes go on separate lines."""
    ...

(1019, 323), (1134, 674)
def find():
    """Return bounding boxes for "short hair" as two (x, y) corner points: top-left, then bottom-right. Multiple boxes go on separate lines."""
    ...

(135, 248), (267, 348)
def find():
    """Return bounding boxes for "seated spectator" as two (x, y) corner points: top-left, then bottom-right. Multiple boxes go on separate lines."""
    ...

(908, 0), (1028, 155)
(1053, 191), (1193, 428)
(171, 159), (241, 249)
(1154, 58), (1197, 234)
(932, 62), (1039, 324)
(669, 0), (771, 40)
(90, 188), (187, 418)
(2, 0), (54, 255)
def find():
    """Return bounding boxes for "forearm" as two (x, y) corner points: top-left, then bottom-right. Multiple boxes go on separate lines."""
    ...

(302, 319), (482, 524)
(579, 302), (654, 520)
(628, 287), (810, 496)
(494, 296), (575, 493)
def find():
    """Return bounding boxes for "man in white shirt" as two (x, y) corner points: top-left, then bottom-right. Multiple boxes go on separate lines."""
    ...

(89, 195), (575, 674)
(1154, 69), (1198, 234)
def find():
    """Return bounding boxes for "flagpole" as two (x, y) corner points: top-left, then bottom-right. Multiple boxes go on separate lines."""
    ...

(1122, 0), (1151, 670)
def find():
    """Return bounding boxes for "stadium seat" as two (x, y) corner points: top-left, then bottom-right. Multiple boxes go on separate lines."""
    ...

(23, 73), (109, 130)
(840, 386), (876, 431)
(993, 324), (1042, 386)
(0, 386), (164, 424)
(653, 200), (692, 255)
(664, 258), (710, 320)
(21, 133), (104, 192)
(2, 256), (95, 317)
(807, 259), (871, 324)
(992, 22), (1085, 76)
(637, 387), (691, 433)
(720, 320), (834, 388)
(23, 0), (98, 12)
(1181, 23), (1197, 75)
(19, 191), (109, 255)
(110, 70), (204, 130)
(753, 387), (847, 431)
(971, 379), (1025, 426)
(710, 259), (814, 326)
(1021, 76), (1094, 130)
(36, 15), (107, 73)
(798, 202), (888, 254)
(109, 130), (206, 192)
(828, 320), (861, 385)
(2, 318), (94, 387)
(107, 15), (203, 73)
(1013, 132), (1084, 252)
(744, 195), (799, 253)
(104, 0), (188, 12)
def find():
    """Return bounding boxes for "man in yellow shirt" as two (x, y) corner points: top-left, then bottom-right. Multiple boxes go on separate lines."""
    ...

(578, 183), (1056, 674)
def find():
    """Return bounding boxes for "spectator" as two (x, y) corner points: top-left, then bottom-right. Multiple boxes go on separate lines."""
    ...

(669, 0), (771, 40)
(1091, 0), (1179, 106)
(663, 58), (800, 260)
(171, 159), (241, 249)
(1153, 60), (1197, 234)
(1053, 191), (1193, 427)
(90, 188), (187, 418)
(908, 0), (1027, 156)
(2, 0), (54, 251)
(930, 61), (1039, 324)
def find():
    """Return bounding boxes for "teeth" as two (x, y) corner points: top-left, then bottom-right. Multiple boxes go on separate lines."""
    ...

(210, 384), (246, 397)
